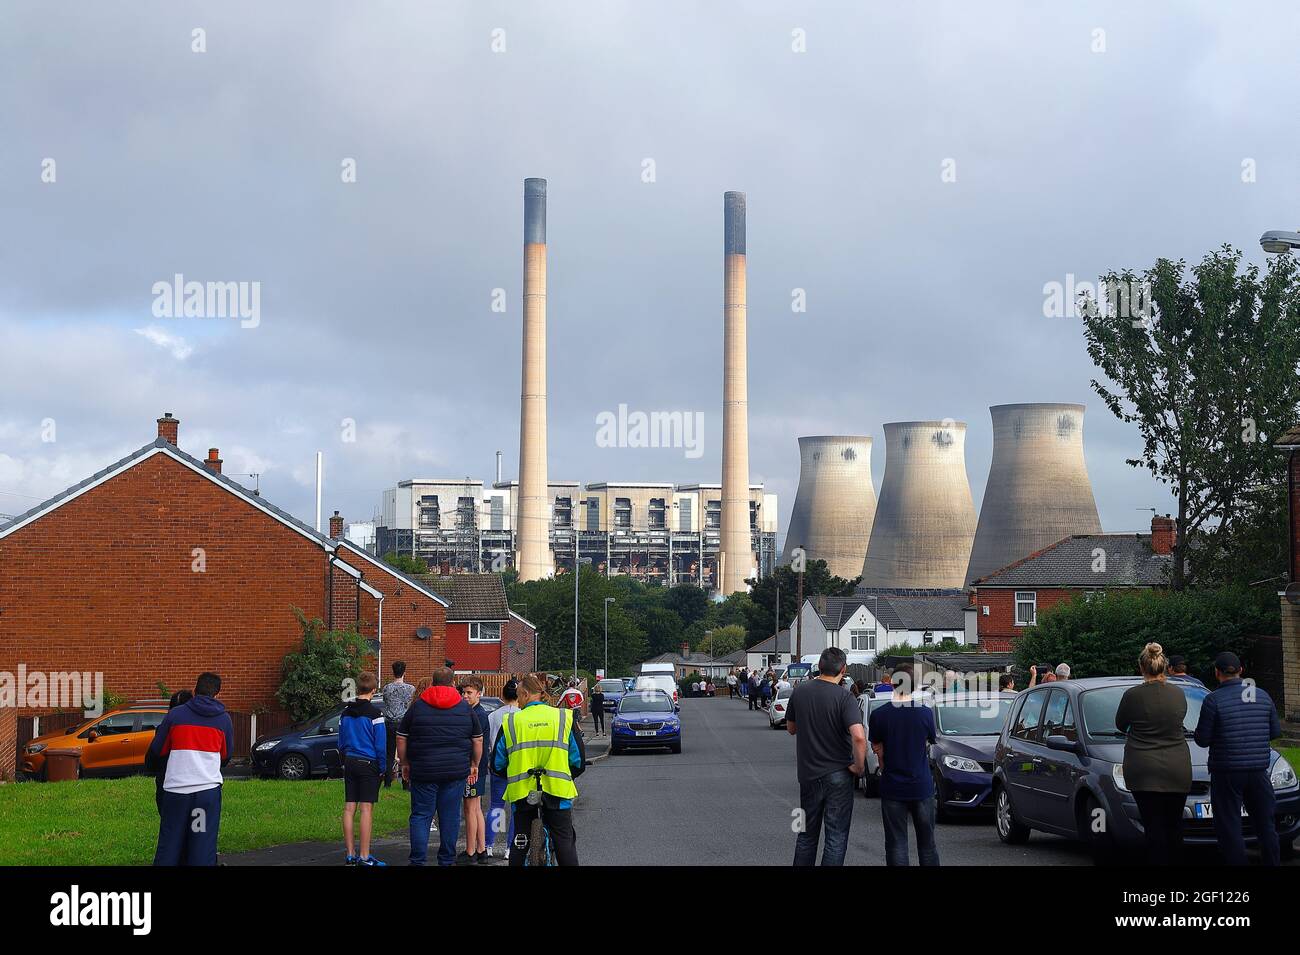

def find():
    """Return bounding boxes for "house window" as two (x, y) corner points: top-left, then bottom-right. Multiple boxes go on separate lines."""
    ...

(1014, 592), (1037, 627)
(849, 628), (876, 651)
(469, 622), (502, 642)
(1084, 590), (1105, 603)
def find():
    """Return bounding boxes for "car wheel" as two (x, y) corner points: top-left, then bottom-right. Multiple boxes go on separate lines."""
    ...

(277, 753), (310, 781)
(670, 740), (682, 754)
(994, 784), (1030, 844)
(610, 744), (622, 756)
(1077, 793), (1119, 865)
(1281, 838), (1295, 862)
(932, 769), (950, 822)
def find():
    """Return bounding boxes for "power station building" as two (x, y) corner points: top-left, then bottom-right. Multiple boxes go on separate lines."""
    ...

(376, 477), (778, 587)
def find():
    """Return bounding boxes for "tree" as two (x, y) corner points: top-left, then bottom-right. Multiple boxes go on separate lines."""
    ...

(663, 584), (710, 628)
(382, 551), (429, 575)
(507, 566), (647, 676)
(693, 623), (746, 657)
(1081, 248), (1300, 589)
(743, 559), (859, 647)
(277, 609), (372, 722)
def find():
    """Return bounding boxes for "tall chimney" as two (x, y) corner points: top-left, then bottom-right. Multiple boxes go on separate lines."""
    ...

(330, 510), (345, 540)
(204, 448), (223, 475)
(516, 177), (551, 581)
(156, 412), (179, 445)
(496, 450), (503, 486)
(1150, 514), (1176, 556)
(719, 191), (754, 594)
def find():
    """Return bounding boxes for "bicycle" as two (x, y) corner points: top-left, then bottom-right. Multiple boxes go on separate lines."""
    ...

(517, 766), (556, 867)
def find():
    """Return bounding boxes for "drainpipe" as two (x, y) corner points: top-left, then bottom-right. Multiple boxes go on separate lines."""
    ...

(326, 553), (337, 629)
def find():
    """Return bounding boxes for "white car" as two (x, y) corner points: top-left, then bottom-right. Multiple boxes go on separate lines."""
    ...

(768, 685), (793, 729)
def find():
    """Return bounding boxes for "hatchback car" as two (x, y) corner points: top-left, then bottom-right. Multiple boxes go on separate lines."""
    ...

(251, 706), (348, 780)
(769, 685), (793, 729)
(22, 702), (170, 780)
(611, 689), (681, 754)
(992, 677), (1300, 861)
(929, 692), (1018, 819)
(594, 678), (628, 712)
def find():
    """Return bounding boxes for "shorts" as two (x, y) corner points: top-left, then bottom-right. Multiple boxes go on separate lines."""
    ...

(464, 779), (482, 799)
(343, 756), (381, 804)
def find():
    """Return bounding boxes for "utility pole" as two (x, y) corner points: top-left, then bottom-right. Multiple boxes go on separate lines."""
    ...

(604, 597), (615, 677)
(774, 578), (781, 666)
(795, 554), (804, 664)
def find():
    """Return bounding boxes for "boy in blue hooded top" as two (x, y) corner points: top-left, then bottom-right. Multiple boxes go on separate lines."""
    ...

(340, 671), (387, 866)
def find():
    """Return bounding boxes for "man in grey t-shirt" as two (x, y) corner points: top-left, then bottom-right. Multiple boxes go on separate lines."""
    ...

(785, 647), (866, 866)
(382, 661), (416, 789)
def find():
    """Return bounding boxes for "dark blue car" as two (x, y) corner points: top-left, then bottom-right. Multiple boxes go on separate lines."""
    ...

(927, 692), (1018, 819)
(610, 689), (681, 755)
(251, 705), (348, 780)
(594, 678), (628, 712)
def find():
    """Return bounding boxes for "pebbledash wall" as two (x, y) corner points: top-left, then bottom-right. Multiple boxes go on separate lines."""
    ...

(0, 416), (448, 751)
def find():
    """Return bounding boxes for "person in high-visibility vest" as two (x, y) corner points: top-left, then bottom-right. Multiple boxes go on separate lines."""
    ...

(491, 675), (585, 865)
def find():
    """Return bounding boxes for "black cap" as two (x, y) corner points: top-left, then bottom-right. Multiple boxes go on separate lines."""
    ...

(1214, 651), (1241, 674)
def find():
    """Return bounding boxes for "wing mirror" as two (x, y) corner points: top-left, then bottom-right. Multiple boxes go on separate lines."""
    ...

(1044, 734), (1080, 754)
(86, 731), (99, 742)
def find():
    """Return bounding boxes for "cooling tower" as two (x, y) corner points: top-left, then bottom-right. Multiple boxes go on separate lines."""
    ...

(964, 402), (1102, 584)
(860, 421), (977, 590)
(719, 191), (755, 594)
(782, 436), (876, 580)
(516, 178), (551, 582)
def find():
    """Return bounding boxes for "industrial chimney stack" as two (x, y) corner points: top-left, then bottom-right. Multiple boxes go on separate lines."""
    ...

(516, 177), (551, 582)
(719, 191), (754, 594)
(782, 436), (877, 580)
(860, 420), (977, 590)
(964, 403), (1102, 584)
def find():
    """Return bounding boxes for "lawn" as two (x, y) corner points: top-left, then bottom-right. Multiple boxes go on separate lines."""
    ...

(0, 775), (412, 866)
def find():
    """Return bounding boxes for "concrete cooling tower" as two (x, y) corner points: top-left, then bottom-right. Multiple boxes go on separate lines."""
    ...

(860, 421), (977, 590)
(781, 436), (876, 580)
(964, 403), (1102, 585)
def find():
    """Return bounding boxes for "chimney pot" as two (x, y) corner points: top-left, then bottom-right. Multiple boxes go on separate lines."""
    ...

(1150, 514), (1177, 555)
(156, 412), (179, 445)
(204, 448), (222, 475)
(329, 510), (345, 540)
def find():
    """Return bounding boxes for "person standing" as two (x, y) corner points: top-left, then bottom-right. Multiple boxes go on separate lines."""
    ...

(146, 689), (192, 816)
(457, 678), (491, 864)
(1115, 643), (1191, 866)
(728, 671), (738, 699)
(785, 647), (866, 866)
(493, 675), (585, 866)
(486, 679), (521, 857)
(382, 661), (415, 789)
(1194, 651), (1282, 866)
(748, 672), (760, 710)
(397, 667), (482, 866)
(590, 683), (606, 737)
(340, 671), (387, 866)
(149, 672), (234, 866)
(868, 663), (939, 866)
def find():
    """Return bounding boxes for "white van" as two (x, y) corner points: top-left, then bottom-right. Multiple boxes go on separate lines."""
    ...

(633, 673), (680, 708)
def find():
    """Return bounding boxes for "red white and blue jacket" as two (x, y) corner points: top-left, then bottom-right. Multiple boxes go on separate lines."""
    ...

(147, 694), (234, 794)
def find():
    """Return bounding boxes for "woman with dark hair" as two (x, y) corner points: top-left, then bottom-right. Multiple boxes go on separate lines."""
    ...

(147, 690), (193, 814)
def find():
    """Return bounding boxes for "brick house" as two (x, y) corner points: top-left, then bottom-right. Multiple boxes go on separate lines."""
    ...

(420, 573), (536, 674)
(1275, 424), (1300, 720)
(0, 414), (449, 772)
(969, 514), (1177, 652)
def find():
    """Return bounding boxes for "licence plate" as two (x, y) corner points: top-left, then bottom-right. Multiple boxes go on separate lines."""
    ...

(1193, 803), (1247, 820)
(636, 730), (656, 737)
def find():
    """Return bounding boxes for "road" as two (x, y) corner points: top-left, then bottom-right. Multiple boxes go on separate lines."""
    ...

(573, 695), (1093, 866)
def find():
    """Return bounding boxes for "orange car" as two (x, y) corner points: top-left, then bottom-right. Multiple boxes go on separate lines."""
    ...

(21, 702), (170, 780)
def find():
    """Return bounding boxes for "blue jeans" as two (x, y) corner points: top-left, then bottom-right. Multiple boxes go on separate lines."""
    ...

(1210, 769), (1279, 866)
(408, 778), (465, 866)
(793, 769), (855, 866)
(154, 786), (222, 866)
(881, 796), (940, 866)
(488, 775), (515, 850)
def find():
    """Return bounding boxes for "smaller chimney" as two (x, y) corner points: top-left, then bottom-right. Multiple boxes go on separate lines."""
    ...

(157, 412), (179, 445)
(205, 448), (223, 475)
(680, 642), (690, 659)
(329, 510), (344, 540)
(1151, 514), (1177, 555)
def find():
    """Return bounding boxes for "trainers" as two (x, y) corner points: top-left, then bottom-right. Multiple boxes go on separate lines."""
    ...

(345, 854), (359, 866)
(475, 851), (489, 864)
(360, 855), (387, 867)
(455, 850), (473, 865)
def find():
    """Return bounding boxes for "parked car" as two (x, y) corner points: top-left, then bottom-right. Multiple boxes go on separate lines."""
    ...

(992, 677), (1300, 862)
(251, 705), (349, 780)
(633, 674), (680, 710)
(21, 701), (170, 780)
(769, 685), (793, 729)
(857, 690), (892, 796)
(611, 689), (681, 754)
(928, 692), (1018, 819)
(595, 678), (628, 712)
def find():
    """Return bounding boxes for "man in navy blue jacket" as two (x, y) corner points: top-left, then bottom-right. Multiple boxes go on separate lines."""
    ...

(1194, 651), (1282, 865)
(340, 671), (387, 866)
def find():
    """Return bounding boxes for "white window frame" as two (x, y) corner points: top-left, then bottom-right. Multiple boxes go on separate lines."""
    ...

(1014, 592), (1037, 627)
(849, 628), (876, 651)
(468, 621), (503, 643)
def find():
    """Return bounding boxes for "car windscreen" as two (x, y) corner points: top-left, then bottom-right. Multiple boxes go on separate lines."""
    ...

(619, 693), (674, 713)
(1081, 683), (1208, 738)
(597, 680), (624, 692)
(935, 698), (1015, 736)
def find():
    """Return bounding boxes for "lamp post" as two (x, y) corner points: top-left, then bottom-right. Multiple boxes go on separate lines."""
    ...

(574, 555), (592, 679)
(1260, 230), (1300, 254)
(604, 597), (615, 677)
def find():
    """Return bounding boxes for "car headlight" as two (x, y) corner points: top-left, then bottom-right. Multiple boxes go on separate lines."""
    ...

(612, 719), (628, 728)
(1271, 755), (1297, 791)
(1112, 763), (1130, 793)
(254, 739), (281, 752)
(941, 755), (981, 773)
(26, 742), (47, 754)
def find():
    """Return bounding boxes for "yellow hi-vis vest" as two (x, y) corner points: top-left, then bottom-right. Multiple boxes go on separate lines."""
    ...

(502, 704), (578, 804)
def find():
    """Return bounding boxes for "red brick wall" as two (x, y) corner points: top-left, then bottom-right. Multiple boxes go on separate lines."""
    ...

(334, 551), (446, 684)
(444, 621), (504, 671)
(975, 587), (1083, 651)
(503, 616), (536, 672)
(0, 706), (15, 781)
(1289, 450), (1299, 585)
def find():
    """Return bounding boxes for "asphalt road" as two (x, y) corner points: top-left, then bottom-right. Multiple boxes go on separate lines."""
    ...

(573, 695), (1093, 866)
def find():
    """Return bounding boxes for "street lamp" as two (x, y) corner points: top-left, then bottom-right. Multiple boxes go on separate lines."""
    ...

(574, 555), (592, 680)
(603, 597), (615, 677)
(1260, 230), (1300, 254)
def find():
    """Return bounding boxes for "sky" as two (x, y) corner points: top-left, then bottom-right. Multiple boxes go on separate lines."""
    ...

(2, 1), (1298, 548)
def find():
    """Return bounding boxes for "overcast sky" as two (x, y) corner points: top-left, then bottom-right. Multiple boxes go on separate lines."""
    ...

(2, 1), (1298, 547)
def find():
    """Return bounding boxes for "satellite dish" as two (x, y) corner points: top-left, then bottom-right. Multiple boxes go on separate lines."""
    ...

(1286, 583), (1300, 606)
(416, 626), (433, 641)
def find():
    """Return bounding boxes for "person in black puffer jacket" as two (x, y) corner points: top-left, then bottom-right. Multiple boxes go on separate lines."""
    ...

(1193, 651), (1282, 865)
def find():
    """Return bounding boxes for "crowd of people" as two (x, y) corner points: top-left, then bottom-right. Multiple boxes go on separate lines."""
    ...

(144, 664), (589, 867)
(728, 666), (794, 711)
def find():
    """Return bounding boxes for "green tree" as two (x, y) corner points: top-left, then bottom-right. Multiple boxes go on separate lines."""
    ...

(382, 551), (429, 575)
(1081, 247), (1300, 590)
(508, 567), (647, 677)
(663, 584), (711, 628)
(743, 560), (859, 647)
(693, 623), (746, 657)
(277, 609), (372, 722)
